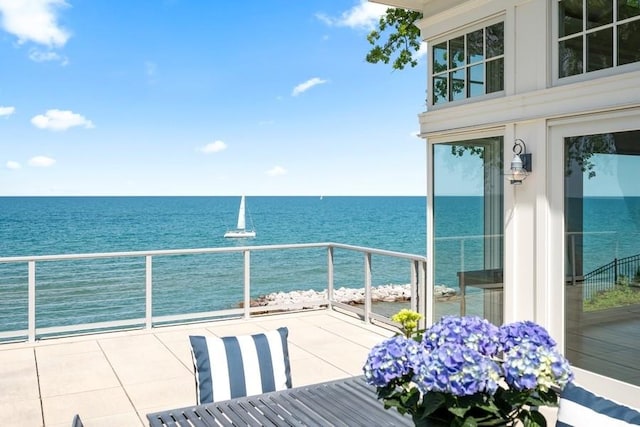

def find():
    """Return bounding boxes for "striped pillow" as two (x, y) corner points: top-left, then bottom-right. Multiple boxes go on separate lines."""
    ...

(189, 327), (292, 404)
(556, 382), (640, 426)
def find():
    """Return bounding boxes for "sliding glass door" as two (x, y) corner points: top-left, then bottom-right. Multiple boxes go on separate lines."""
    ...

(564, 128), (640, 386)
(431, 137), (504, 324)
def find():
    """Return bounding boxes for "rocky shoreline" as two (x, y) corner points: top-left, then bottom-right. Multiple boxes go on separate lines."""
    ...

(248, 283), (457, 308)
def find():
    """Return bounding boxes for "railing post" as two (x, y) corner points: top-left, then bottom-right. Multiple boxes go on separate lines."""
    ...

(327, 247), (334, 310)
(411, 260), (428, 329)
(243, 250), (251, 319)
(28, 261), (36, 343)
(571, 235), (577, 286)
(419, 260), (428, 330)
(364, 252), (372, 324)
(614, 257), (618, 284)
(461, 239), (465, 276)
(145, 255), (153, 330)
(410, 260), (418, 313)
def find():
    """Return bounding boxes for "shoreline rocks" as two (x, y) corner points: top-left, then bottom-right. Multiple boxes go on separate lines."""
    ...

(248, 283), (457, 308)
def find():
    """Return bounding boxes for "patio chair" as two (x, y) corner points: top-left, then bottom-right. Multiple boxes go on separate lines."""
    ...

(556, 382), (640, 426)
(189, 327), (292, 404)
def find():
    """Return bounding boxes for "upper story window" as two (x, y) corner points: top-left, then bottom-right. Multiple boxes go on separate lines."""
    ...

(558, 0), (640, 78)
(431, 22), (504, 106)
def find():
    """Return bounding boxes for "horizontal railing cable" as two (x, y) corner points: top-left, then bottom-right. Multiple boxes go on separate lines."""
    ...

(0, 243), (426, 343)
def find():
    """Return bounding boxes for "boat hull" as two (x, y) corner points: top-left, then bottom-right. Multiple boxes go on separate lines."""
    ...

(224, 230), (256, 238)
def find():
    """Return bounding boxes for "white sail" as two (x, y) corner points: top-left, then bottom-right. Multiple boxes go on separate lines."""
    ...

(224, 196), (256, 238)
(237, 196), (247, 230)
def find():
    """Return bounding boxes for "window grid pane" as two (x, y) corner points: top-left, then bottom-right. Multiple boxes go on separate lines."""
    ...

(433, 76), (448, 105)
(486, 22), (504, 58)
(560, 36), (584, 77)
(618, 20), (640, 65)
(558, 0), (640, 78)
(468, 64), (485, 97)
(618, 0), (640, 20)
(587, 27), (614, 71)
(433, 42), (448, 74)
(467, 29), (484, 64)
(587, 0), (614, 29)
(486, 58), (504, 93)
(449, 36), (465, 69)
(430, 22), (504, 106)
(560, 0), (584, 36)
(450, 70), (466, 101)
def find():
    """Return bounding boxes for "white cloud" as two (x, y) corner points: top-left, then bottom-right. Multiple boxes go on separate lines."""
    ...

(0, 0), (71, 47)
(415, 41), (428, 61)
(31, 109), (94, 131)
(0, 106), (15, 117)
(292, 77), (327, 96)
(28, 48), (68, 64)
(6, 160), (21, 169)
(28, 155), (56, 167)
(266, 166), (287, 177)
(316, 0), (387, 30)
(200, 140), (227, 153)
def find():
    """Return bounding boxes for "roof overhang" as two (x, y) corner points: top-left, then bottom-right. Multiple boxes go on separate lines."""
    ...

(368, 0), (426, 12)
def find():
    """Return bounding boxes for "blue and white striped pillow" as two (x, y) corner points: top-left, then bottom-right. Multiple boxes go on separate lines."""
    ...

(556, 382), (640, 426)
(189, 327), (292, 404)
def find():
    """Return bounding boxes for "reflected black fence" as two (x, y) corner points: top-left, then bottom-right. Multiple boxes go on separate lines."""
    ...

(583, 253), (640, 300)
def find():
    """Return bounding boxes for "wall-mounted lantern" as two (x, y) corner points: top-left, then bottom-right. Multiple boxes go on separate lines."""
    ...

(507, 139), (532, 185)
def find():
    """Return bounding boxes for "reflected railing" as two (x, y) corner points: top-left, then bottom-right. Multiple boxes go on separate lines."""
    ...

(433, 234), (503, 324)
(565, 231), (632, 300)
(0, 243), (426, 343)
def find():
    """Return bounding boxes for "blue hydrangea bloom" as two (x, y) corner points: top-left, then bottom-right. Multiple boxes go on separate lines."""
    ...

(363, 312), (575, 421)
(412, 343), (501, 396)
(363, 335), (423, 387)
(499, 320), (557, 352)
(422, 315), (502, 357)
(502, 342), (574, 391)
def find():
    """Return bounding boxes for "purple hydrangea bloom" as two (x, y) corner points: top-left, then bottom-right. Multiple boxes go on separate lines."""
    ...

(363, 335), (423, 387)
(502, 342), (573, 391)
(412, 343), (501, 396)
(422, 315), (502, 357)
(499, 320), (557, 352)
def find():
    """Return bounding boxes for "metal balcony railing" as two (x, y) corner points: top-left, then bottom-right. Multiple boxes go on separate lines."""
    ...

(0, 243), (427, 343)
(583, 253), (640, 300)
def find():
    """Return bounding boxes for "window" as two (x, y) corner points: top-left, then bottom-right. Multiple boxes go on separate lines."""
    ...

(564, 129), (640, 387)
(432, 137), (503, 324)
(558, 0), (640, 78)
(431, 22), (504, 106)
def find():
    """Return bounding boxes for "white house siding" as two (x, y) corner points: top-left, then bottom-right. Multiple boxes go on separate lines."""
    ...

(371, 0), (640, 409)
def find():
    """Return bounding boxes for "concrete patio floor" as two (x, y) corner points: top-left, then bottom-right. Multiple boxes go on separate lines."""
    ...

(0, 309), (396, 427)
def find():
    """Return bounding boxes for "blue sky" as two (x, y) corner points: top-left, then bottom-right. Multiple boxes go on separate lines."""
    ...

(0, 0), (427, 196)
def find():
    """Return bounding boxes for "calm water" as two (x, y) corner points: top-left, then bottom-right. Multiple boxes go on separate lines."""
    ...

(1, 196), (638, 334)
(0, 196), (428, 333)
(0, 196), (427, 256)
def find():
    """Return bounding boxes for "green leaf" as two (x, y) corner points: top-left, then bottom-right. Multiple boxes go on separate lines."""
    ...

(421, 392), (446, 416)
(365, 8), (423, 70)
(522, 409), (547, 427)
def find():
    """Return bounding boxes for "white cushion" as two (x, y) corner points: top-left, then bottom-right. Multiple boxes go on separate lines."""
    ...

(189, 327), (291, 404)
(556, 382), (640, 426)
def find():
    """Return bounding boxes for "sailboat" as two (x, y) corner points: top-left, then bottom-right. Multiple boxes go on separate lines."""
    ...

(224, 195), (256, 238)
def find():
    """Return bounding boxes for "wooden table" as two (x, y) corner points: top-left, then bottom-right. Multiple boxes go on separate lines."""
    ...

(146, 376), (412, 426)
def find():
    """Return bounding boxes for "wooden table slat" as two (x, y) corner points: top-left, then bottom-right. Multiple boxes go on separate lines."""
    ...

(146, 376), (412, 427)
